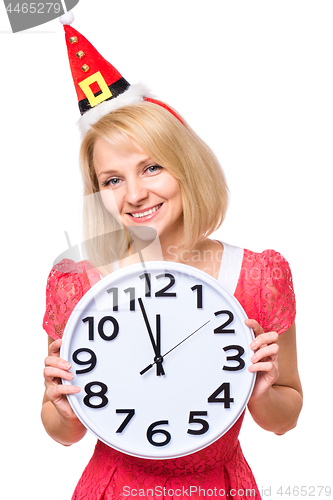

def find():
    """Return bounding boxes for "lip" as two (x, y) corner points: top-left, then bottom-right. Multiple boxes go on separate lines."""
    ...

(126, 203), (163, 223)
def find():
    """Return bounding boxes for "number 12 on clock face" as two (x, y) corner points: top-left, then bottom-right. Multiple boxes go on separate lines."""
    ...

(61, 261), (256, 459)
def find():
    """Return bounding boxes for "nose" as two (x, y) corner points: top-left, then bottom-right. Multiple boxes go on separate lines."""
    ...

(125, 177), (149, 206)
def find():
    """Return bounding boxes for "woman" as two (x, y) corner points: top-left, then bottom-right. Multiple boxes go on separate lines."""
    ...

(42, 101), (302, 499)
(42, 20), (302, 500)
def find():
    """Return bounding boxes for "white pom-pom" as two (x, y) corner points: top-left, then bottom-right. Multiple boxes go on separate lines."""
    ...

(59, 11), (74, 25)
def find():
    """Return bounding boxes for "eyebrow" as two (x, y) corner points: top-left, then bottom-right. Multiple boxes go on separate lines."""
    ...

(97, 169), (119, 179)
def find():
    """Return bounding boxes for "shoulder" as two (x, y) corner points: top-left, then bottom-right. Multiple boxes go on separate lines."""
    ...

(241, 248), (294, 288)
(46, 258), (101, 289)
(243, 247), (289, 265)
(42, 259), (101, 340)
(236, 248), (296, 334)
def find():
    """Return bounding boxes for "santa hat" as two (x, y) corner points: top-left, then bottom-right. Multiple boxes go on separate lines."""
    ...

(60, 12), (182, 136)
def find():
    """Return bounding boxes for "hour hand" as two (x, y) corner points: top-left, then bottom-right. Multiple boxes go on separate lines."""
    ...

(138, 298), (165, 376)
(155, 314), (164, 376)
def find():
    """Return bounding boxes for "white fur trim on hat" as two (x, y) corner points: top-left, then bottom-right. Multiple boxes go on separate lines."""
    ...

(78, 82), (153, 136)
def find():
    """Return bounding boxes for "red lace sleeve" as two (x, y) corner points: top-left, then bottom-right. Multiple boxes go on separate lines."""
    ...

(42, 259), (101, 340)
(257, 249), (296, 334)
(236, 249), (296, 335)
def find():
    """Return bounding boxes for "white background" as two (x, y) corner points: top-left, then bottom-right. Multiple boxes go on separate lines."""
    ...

(1, 0), (332, 498)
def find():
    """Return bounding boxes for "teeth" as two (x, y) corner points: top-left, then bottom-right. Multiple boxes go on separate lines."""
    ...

(131, 204), (161, 218)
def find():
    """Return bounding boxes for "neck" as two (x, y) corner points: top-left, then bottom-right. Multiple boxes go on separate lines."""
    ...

(158, 218), (188, 261)
(120, 233), (223, 280)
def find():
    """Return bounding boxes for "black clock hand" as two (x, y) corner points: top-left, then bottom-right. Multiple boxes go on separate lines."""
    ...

(155, 314), (164, 376)
(140, 320), (210, 375)
(138, 298), (156, 351)
(138, 298), (165, 376)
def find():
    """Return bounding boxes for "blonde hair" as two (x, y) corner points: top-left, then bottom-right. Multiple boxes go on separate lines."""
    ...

(80, 101), (229, 274)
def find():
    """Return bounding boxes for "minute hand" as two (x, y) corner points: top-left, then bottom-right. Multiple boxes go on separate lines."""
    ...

(140, 320), (210, 375)
(138, 298), (165, 376)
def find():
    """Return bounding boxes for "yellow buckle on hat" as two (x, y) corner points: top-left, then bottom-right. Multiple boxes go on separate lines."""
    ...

(79, 71), (113, 108)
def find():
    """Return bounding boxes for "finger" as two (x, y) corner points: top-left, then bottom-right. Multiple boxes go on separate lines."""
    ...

(245, 319), (264, 337)
(45, 355), (71, 371)
(47, 383), (81, 402)
(248, 360), (277, 374)
(48, 338), (62, 357)
(44, 366), (74, 382)
(250, 331), (278, 350)
(251, 343), (279, 363)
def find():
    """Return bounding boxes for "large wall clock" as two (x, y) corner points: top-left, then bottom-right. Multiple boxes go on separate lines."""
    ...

(61, 261), (256, 459)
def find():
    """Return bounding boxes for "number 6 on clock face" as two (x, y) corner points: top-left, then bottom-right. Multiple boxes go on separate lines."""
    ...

(61, 261), (256, 459)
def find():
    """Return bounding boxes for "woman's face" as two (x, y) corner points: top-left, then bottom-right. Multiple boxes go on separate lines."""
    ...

(93, 137), (184, 245)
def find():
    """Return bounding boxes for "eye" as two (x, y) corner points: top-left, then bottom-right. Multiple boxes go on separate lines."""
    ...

(145, 164), (162, 174)
(102, 178), (122, 188)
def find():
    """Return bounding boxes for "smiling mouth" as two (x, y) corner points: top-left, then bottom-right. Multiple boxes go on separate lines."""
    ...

(128, 204), (163, 219)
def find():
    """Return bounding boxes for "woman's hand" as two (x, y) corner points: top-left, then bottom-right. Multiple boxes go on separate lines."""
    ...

(42, 338), (86, 445)
(244, 321), (302, 434)
(43, 338), (81, 420)
(246, 319), (279, 403)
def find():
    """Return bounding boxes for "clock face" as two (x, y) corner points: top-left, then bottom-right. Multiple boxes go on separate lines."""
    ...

(61, 261), (255, 459)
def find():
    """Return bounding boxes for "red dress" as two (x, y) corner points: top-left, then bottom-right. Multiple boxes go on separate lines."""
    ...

(43, 247), (296, 500)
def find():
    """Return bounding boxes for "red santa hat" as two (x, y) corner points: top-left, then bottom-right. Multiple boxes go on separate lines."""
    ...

(60, 12), (182, 136)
